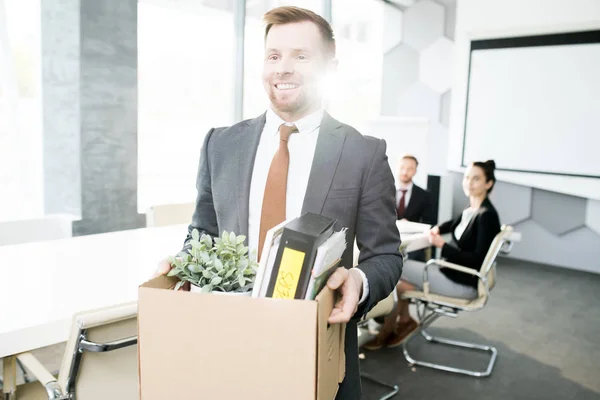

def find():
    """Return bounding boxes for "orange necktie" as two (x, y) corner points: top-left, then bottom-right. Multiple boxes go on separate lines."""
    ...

(258, 124), (298, 258)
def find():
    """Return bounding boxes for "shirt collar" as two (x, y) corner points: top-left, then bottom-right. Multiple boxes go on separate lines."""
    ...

(398, 182), (413, 192)
(265, 107), (324, 135)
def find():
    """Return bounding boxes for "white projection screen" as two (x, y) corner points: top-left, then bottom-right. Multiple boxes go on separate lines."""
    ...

(462, 30), (600, 179)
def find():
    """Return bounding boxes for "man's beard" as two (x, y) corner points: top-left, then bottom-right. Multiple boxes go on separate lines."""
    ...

(269, 89), (307, 114)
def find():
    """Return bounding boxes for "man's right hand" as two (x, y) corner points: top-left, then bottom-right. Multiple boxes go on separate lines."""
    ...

(152, 257), (173, 278)
(430, 226), (440, 236)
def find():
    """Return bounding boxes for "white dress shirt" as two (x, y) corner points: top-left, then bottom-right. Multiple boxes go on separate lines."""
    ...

(396, 182), (414, 211)
(454, 207), (477, 240)
(248, 107), (369, 303)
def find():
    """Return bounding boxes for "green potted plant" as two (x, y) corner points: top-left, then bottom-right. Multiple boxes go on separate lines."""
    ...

(167, 229), (259, 296)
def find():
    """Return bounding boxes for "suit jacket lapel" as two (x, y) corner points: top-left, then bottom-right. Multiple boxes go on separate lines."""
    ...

(460, 198), (491, 241)
(236, 113), (266, 236)
(302, 111), (345, 215)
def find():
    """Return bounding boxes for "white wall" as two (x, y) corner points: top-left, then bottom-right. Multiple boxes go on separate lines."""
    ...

(449, 0), (600, 200)
(447, 0), (600, 273)
(366, 117), (430, 188)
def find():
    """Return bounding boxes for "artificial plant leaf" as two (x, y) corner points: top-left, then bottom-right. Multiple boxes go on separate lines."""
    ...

(220, 250), (233, 258)
(200, 252), (211, 264)
(200, 284), (213, 293)
(235, 244), (245, 256)
(214, 258), (223, 272)
(201, 234), (213, 247)
(188, 264), (202, 273)
(225, 268), (235, 279)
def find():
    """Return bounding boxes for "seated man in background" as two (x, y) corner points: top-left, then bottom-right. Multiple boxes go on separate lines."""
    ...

(396, 154), (435, 225)
(396, 154), (435, 262)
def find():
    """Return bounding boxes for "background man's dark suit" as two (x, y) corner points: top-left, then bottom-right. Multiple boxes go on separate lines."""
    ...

(183, 111), (403, 399)
(398, 184), (435, 225)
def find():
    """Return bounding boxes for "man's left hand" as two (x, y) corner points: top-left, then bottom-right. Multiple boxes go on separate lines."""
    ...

(326, 267), (363, 324)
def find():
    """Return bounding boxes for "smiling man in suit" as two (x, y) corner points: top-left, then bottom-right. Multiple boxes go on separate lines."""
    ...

(155, 6), (402, 399)
(396, 154), (435, 225)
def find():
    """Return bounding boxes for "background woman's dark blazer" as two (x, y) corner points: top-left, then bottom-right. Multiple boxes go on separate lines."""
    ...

(437, 197), (501, 287)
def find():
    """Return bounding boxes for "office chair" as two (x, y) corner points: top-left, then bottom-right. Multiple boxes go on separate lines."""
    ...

(8, 302), (138, 400)
(400, 225), (517, 377)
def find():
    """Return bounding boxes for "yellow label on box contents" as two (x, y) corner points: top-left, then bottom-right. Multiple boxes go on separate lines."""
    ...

(272, 247), (306, 299)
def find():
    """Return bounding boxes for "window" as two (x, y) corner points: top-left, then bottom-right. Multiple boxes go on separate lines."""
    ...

(329, 0), (383, 132)
(0, 0), (43, 222)
(138, 0), (235, 212)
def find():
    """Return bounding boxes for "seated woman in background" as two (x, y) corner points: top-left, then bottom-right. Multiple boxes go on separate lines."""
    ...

(364, 160), (501, 350)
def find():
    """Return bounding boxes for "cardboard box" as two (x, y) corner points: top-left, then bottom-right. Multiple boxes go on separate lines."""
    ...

(138, 275), (346, 400)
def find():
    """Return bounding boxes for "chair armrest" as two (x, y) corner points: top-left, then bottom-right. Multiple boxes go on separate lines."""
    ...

(422, 259), (488, 297)
(362, 291), (397, 322)
(16, 353), (65, 399)
(80, 336), (137, 353)
(426, 259), (483, 278)
(16, 353), (55, 386)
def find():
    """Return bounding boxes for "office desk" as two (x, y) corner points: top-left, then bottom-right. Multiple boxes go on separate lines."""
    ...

(400, 232), (431, 253)
(397, 220), (431, 253)
(0, 224), (187, 359)
(352, 221), (431, 268)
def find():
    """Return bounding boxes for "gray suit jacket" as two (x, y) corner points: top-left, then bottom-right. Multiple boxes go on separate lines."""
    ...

(183, 111), (403, 399)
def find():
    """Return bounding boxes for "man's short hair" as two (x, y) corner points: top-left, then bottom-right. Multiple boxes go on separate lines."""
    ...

(263, 6), (336, 59)
(401, 154), (419, 167)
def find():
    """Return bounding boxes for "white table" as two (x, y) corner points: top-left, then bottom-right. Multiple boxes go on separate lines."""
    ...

(352, 221), (432, 269)
(0, 224), (188, 359)
(397, 220), (431, 253)
(401, 232), (431, 253)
